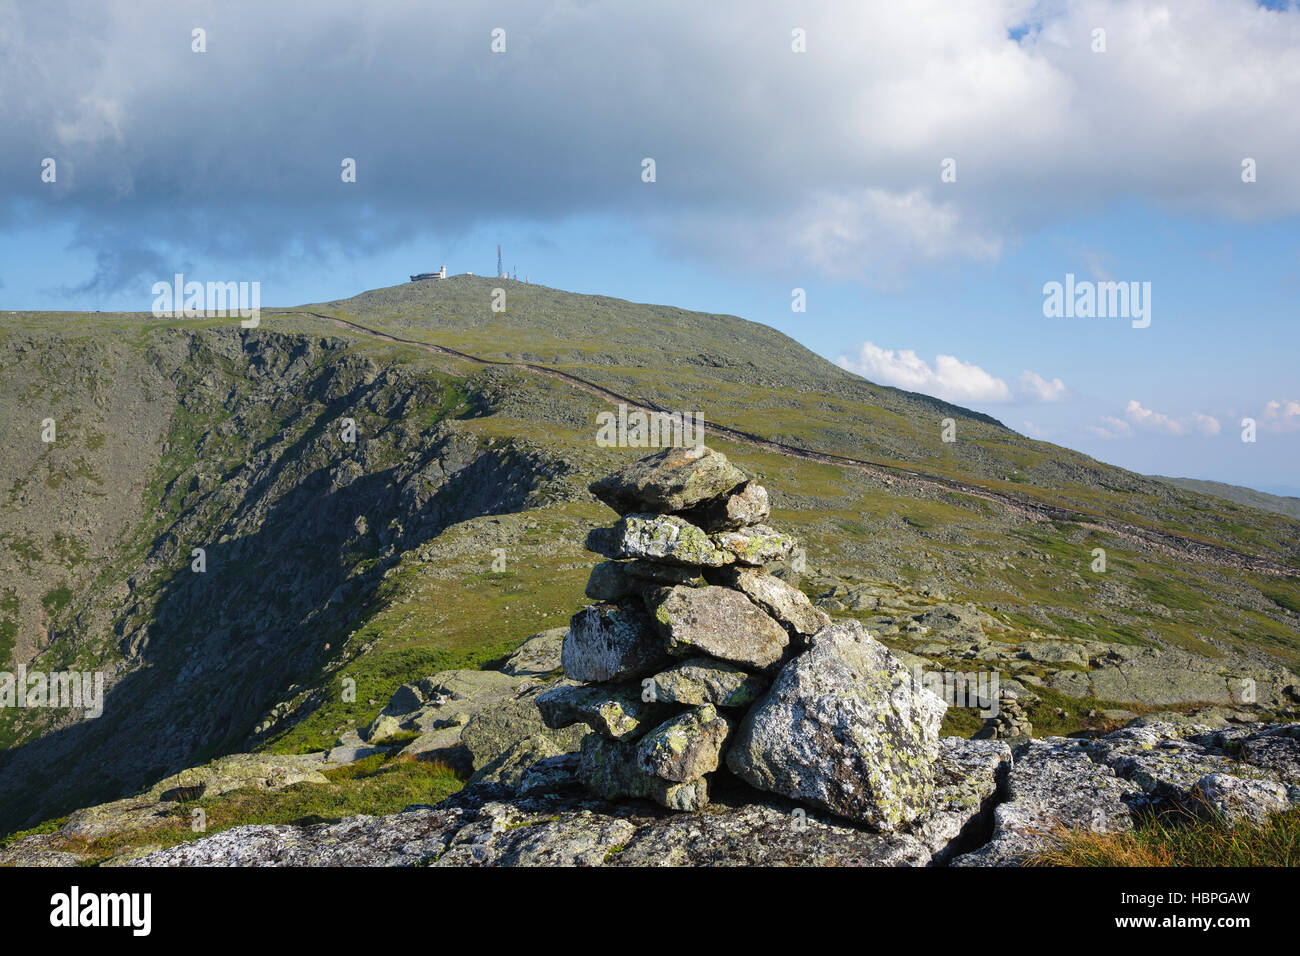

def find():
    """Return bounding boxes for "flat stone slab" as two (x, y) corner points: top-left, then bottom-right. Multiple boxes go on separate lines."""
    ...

(951, 738), (1133, 866)
(589, 445), (747, 515)
(648, 585), (790, 670)
(607, 514), (736, 567)
(647, 657), (769, 708)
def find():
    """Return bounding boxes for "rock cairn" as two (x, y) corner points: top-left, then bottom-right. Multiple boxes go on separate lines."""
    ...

(538, 445), (949, 831)
(980, 690), (1034, 741)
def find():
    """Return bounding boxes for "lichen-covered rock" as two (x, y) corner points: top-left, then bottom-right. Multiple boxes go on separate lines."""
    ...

(61, 753), (332, 840)
(578, 734), (710, 811)
(470, 733), (584, 789)
(562, 602), (670, 683)
(726, 620), (947, 831)
(636, 705), (732, 783)
(912, 737), (1012, 864)
(711, 566), (830, 636)
(609, 801), (931, 867)
(1190, 772), (1296, 825)
(710, 525), (797, 567)
(434, 803), (637, 867)
(607, 514), (735, 567)
(125, 785), (933, 868)
(951, 738), (1133, 866)
(419, 668), (533, 702)
(536, 683), (669, 740)
(0, 834), (86, 867)
(648, 585), (789, 670)
(500, 628), (568, 678)
(678, 480), (770, 531)
(124, 807), (473, 867)
(589, 445), (747, 514)
(647, 657), (769, 708)
(1238, 727), (1300, 785)
(462, 690), (589, 781)
(1087, 734), (1246, 805)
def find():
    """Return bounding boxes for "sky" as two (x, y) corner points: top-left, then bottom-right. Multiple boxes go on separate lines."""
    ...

(1, 0), (1297, 494)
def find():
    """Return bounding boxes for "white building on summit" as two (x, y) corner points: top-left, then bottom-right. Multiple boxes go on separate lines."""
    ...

(410, 265), (447, 281)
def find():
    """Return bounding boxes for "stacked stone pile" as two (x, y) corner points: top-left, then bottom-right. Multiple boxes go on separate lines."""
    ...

(538, 445), (949, 830)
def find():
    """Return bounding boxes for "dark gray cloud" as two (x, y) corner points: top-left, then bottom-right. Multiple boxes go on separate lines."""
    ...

(3, 0), (1299, 291)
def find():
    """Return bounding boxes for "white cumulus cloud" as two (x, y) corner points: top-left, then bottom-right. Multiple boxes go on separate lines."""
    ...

(1089, 400), (1221, 438)
(1260, 399), (1300, 433)
(1018, 370), (1069, 403)
(837, 341), (1068, 406)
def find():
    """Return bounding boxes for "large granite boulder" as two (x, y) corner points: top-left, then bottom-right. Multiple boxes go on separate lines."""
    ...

(726, 620), (947, 831)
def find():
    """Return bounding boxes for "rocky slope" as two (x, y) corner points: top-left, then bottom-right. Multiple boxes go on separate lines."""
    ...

(5, 447), (1297, 868)
(105, 709), (1300, 868)
(2, 280), (1299, 844)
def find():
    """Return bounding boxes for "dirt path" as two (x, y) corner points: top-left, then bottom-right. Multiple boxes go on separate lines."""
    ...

(273, 309), (1298, 578)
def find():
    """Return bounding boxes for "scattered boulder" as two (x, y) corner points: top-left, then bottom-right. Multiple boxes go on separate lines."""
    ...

(462, 690), (589, 782)
(500, 628), (567, 678)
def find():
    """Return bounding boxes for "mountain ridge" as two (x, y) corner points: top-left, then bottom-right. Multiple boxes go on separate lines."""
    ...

(1, 280), (1297, 836)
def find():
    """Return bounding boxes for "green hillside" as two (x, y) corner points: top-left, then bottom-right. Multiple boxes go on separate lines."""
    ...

(1, 278), (1297, 835)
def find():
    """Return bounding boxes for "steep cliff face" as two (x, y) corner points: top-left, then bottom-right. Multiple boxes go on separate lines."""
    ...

(0, 323), (573, 831)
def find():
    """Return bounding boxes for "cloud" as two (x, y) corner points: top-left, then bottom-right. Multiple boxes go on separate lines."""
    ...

(837, 342), (1069, 407)
(1260, 399), (1300, 433)
(1087, 416), (1135, 440)
(1089, 400), (1221, 438)
(3, 0), (1300, 291)
(837, 343), (1013, 404)
(1018, 370), (1068, 403)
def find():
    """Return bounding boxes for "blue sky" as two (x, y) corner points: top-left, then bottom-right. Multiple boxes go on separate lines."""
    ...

(2, 0), (1297, 493)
